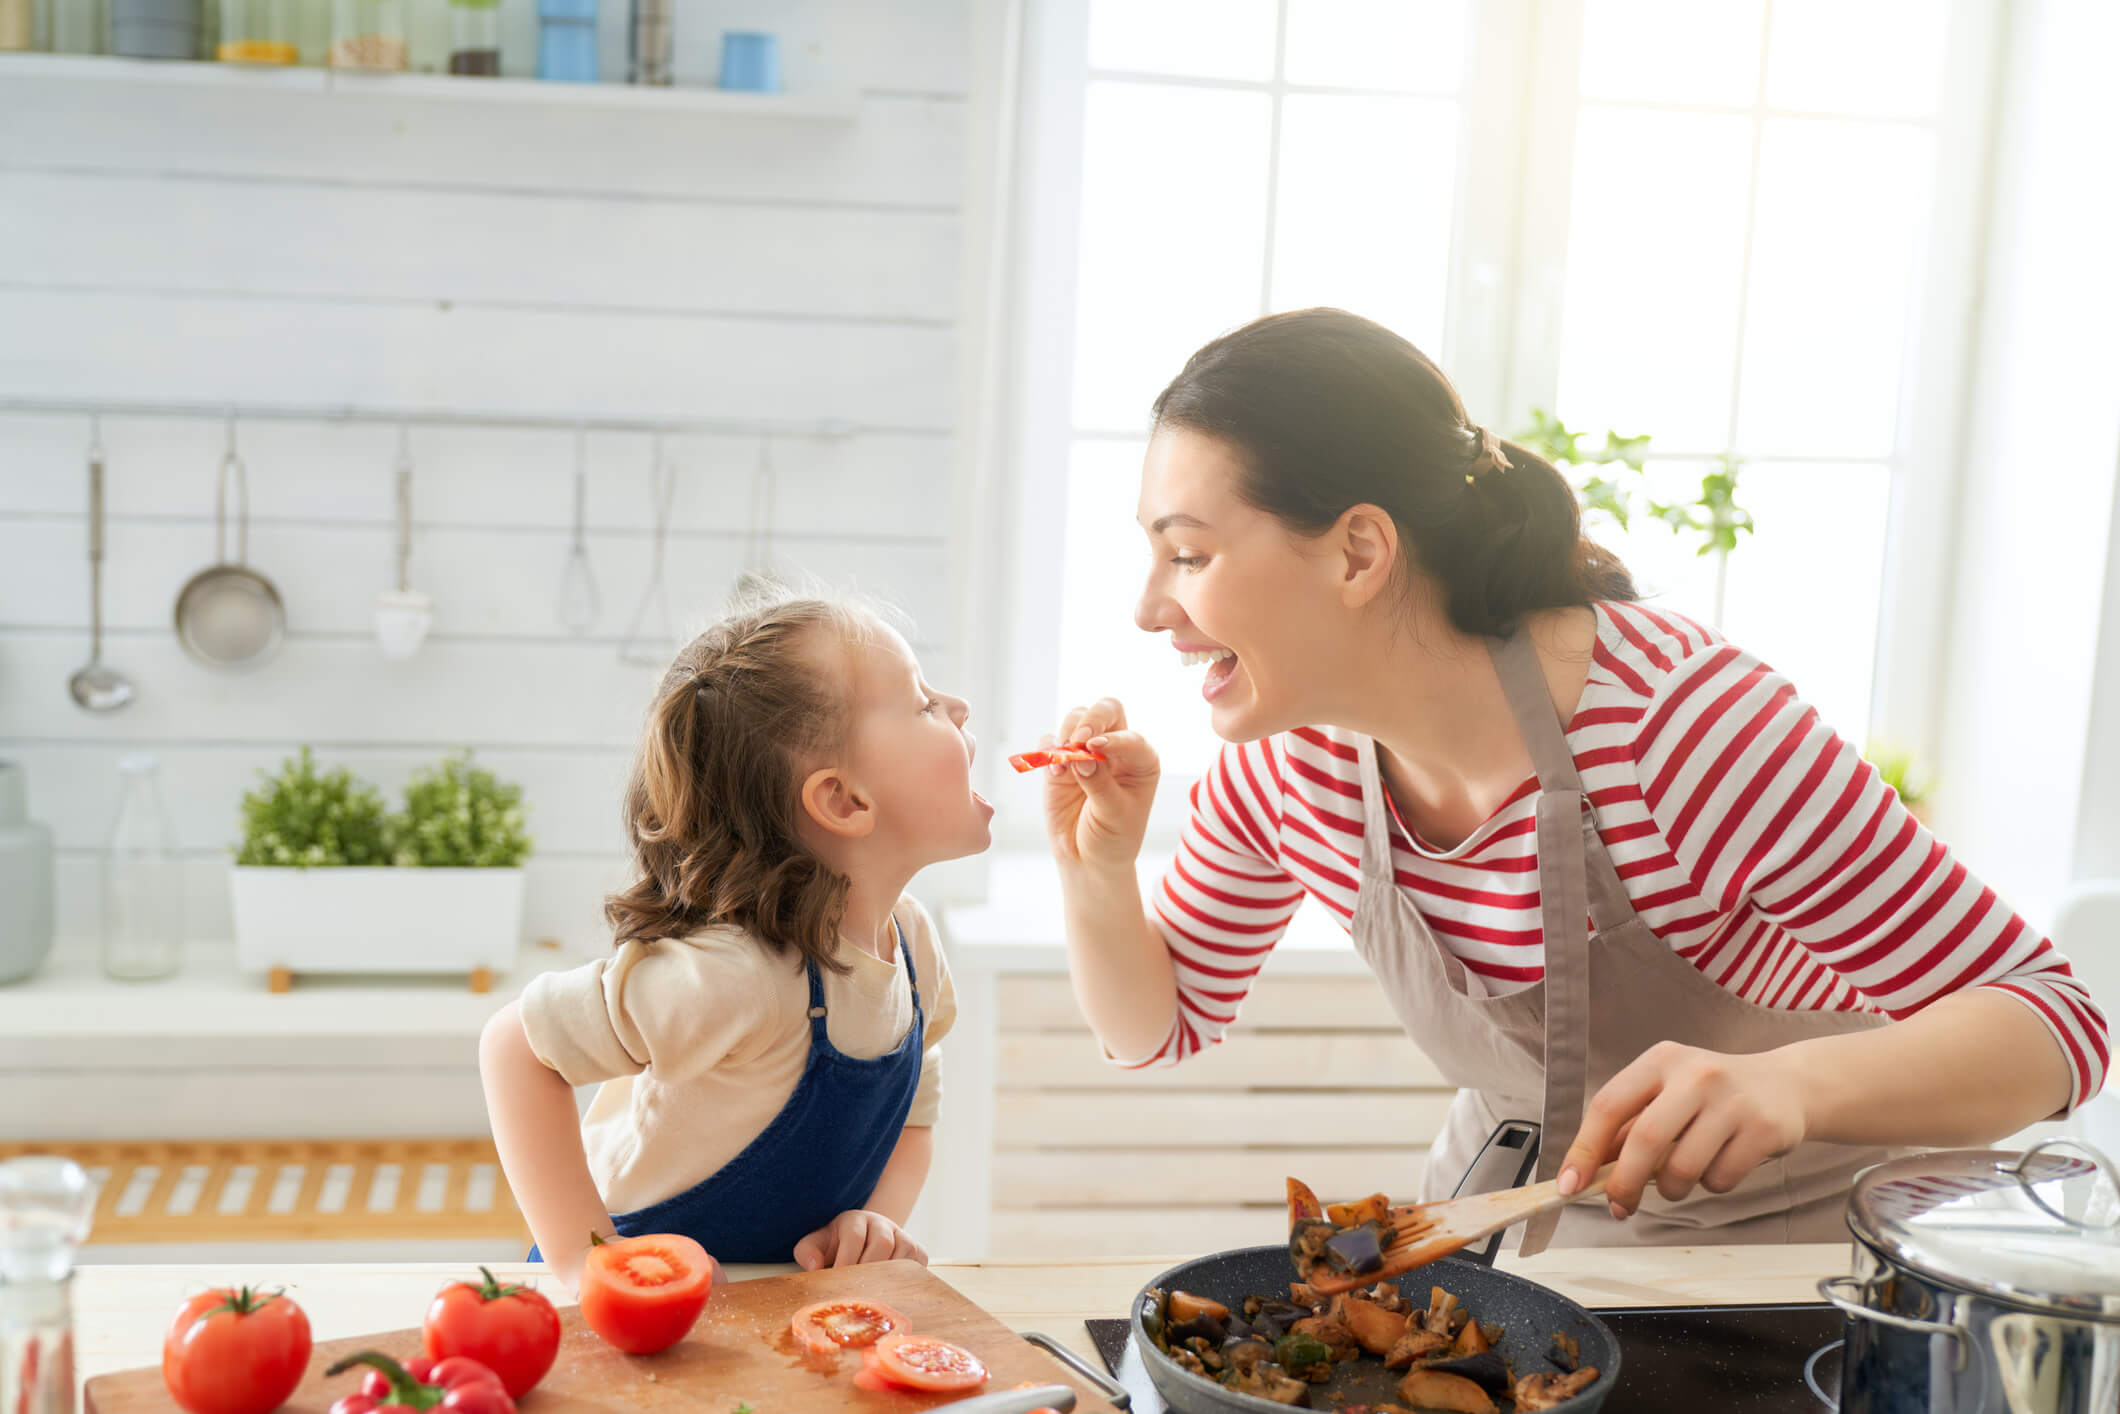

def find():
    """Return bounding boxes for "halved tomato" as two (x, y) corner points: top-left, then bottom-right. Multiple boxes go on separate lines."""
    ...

(579, 1232), (715, 1355)
(871, 1333), (989, 1392)
(791, 1298), (910, 1356)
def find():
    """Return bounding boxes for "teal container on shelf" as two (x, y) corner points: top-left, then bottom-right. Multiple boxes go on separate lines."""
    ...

(0, 761), (55, 986)
(535, 0), (592, 81)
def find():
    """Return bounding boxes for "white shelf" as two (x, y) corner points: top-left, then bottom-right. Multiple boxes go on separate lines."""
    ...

(0, 51), (861, 118)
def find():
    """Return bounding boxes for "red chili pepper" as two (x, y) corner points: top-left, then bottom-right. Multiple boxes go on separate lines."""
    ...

(1007, 746), (1107, 773)
(324, 1351), (515, 1414)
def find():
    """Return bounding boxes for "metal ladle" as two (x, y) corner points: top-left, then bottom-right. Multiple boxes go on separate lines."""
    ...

(69, 416), (134, 712)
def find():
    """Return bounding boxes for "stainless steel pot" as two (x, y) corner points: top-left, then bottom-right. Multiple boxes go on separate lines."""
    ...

(1812, 1138), (2120, 1414)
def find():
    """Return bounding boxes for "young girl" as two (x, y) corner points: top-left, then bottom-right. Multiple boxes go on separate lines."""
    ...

(480, 591), (993, 1288)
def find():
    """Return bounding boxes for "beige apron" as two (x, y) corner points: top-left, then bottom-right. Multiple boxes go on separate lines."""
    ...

(1349, 624), (1902, 1254)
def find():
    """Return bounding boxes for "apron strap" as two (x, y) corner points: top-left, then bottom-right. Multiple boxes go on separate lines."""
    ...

(1486, 627), (1637, 936)
(1485, 623), (1605, 1255)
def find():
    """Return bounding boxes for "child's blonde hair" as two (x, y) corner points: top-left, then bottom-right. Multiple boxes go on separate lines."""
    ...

(604, 583), (880, 971)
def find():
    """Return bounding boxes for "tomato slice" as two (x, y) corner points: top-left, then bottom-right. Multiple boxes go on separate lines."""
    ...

(1007, 747), (1106, 773)
(791, 1299), (910, 1356)
(872, 1333), (990, 1392)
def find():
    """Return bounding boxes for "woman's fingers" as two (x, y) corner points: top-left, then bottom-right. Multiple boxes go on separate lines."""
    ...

(1652, 1110), (1738, 1204)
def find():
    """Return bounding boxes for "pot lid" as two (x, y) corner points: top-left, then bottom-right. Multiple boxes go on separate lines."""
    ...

(1847, 1140), (2120, 1318)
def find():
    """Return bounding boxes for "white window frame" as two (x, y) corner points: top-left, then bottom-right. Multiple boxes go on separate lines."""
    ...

(977, 0), (2005, 859)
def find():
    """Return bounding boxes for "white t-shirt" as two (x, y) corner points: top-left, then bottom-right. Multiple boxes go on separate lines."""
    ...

(518, 893), (955, 1214)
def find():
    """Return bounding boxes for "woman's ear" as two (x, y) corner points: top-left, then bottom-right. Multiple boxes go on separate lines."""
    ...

(1334, 503), (1401, 609)
(800, 765), (876, 840)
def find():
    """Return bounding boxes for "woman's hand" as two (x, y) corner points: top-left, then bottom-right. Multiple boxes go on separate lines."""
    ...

(792, 1209), (928, 1270)
(1041, 697), (1161, 872)
(1557, 1041), (1808, 1218)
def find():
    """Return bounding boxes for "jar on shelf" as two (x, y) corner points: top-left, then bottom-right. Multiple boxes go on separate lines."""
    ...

(217, 0), (294, 61)
(328, 0), (403, 69)
(107, 0), (196, 56)
(446, 0), (495, 74)
(100, 755), (182, 983)
(533, 0), (591, 81)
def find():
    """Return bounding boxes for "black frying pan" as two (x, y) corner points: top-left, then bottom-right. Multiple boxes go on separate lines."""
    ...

(1128, 1246), (1619, 1414)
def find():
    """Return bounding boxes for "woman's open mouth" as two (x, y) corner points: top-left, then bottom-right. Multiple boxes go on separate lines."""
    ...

(1179, 646), (1241, 702)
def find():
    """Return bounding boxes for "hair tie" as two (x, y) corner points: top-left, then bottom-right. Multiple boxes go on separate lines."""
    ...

(1465, 425), (1512, 484)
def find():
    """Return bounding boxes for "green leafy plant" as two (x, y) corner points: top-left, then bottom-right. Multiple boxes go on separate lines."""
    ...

(235, 746), (393, 868)
(1514, 408), (1754, 558)
(387, 750), (534, 868)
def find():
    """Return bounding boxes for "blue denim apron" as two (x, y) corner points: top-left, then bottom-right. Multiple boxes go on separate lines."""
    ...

(530, 917), (926, 1265)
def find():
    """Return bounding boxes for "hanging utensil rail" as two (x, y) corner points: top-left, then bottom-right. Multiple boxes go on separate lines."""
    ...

(0, 395), (887, 440)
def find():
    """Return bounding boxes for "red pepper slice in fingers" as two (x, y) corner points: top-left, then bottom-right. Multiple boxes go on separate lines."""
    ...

(1007, 747), (1107, 773)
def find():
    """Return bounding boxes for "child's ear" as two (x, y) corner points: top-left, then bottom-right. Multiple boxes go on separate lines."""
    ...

(800, 765), (876, 840)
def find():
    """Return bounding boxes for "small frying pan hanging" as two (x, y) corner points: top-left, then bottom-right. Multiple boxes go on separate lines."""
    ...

(173, 417), (286, 670)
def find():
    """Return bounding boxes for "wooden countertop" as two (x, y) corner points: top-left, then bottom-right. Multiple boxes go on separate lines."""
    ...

(72, 1245), (1850, 1384)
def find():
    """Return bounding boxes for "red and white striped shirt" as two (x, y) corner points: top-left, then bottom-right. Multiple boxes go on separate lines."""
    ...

(1141, 600), (2111, 1110)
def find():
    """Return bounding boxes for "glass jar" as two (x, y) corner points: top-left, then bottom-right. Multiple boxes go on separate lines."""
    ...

(0, 1157), (96, 1414)
(217, 0), (294, 61)
(446, 0), (495, 74)
(100, 756), (182, 982)
(42, 0), (105, 54)
(328, 0), (402, 69)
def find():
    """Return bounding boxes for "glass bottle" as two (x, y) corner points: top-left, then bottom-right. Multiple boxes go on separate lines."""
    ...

(0, 1156), (96, 1414)
(44, 0), (104, 53)
(217, 0), (294, 61)
(100, 756), (182, 982)
(328, 0), (403, 69)
(533, 0), (590, 81)
(446, 0), (494, 73)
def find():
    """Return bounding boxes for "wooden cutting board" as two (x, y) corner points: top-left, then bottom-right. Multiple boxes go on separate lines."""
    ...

(85, 1260), (1122, 1414)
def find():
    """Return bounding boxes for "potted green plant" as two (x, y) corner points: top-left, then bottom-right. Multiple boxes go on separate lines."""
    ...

(228, 748), (532, 992)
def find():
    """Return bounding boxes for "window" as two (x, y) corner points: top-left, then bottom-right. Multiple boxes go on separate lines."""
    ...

(999, 0), (1994, 848)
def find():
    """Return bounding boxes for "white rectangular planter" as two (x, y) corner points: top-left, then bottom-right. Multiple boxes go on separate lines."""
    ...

(230, 866), (525, 979)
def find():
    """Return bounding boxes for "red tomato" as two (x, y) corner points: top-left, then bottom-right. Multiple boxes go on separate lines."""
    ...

(872, 1334), (989, 1393)
(423, 1267), (562, 1398)
(578, 1232), (715, 1355)
(161, 1286), (313, 1414)
(790, 1298), (911, 1356)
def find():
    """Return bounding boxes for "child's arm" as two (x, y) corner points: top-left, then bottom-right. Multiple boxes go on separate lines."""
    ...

(479, 1000), (616, 1292)
(791, 1124), (933, 1270)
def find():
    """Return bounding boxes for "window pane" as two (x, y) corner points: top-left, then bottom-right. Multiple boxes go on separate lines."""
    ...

(1735, 120), (1933, 459)
(1072, 81), (1273, 433)
(1555, 108), (1753, 452)
(1579, 0), (1765, 107)
(1270, 94), (1458, 352)
(1056, 439), (1226, 782)
(1766, 0), (1948, 119)
(1583, 457), (1724, 621)
(1282, 0), (1469, 92)
(1716, 461), (1891, 740)
(1088, 0), (1277, 81)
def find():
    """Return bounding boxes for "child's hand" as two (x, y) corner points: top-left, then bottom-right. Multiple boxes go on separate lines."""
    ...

(791, 1209), (928, 1270)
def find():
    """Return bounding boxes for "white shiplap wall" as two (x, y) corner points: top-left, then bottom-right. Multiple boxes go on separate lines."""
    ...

(0, 0), (983, 956)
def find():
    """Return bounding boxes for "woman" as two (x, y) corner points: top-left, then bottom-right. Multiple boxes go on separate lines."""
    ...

(1040, 308), (2108, 1249)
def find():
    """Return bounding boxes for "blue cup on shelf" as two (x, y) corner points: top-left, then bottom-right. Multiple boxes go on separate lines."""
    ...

(538, 0), (598, 81)
(718, 30), (779, 92)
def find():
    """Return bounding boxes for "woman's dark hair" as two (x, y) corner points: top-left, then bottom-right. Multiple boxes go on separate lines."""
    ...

(604, 586), (879, 972)
(1150, 307), (1636, 638)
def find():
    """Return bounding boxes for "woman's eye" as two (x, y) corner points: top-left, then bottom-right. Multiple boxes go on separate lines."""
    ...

(1169, 555), (1205, 571)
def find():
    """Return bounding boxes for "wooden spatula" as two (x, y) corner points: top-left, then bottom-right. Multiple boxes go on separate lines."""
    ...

(1303, 1163), (1618, 1295)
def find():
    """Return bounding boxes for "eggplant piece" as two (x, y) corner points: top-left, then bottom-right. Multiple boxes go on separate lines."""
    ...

(1545, 1331), (1580, 1373)
(1222, 1337), (1275, 1376)
(1169, 1291), (1232, 1325)
(1225, 1315), (1255, 1341)
(1169, 1312), (1230, 1348)
(1139, 1288), (1169, 1349)
(1395, 1369), (1495, 1414)
(1289, 1218), (1336, 1283)
(1420, 1352), (1509, 1396)
(1226, 1361), (1310, 1406)
(1512, 1368), (1599, 1412)
(1273, 1332), (1335, 1384)
(1323, 1222), (1388, 1278)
